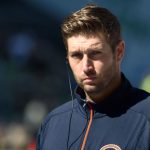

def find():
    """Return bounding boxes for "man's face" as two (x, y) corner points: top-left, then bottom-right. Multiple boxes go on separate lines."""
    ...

(67, 34), (124, 100)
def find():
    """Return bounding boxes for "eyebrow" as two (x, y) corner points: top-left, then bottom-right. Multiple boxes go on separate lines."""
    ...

(90, 42), (103, 47)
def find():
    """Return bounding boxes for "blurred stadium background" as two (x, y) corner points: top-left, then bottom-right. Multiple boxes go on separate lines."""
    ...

(0, 0), (150, 149)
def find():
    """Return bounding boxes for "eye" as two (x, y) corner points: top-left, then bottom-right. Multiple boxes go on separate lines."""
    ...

(70, 52), (83, 59)
(89, 51), (102, 59)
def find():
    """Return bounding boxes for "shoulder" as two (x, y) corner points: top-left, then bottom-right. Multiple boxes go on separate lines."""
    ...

(129, 88), (150, 121)
(131, 95), (150, 116)
(42, 99), (78, 126)
(36, 100), (79, 149)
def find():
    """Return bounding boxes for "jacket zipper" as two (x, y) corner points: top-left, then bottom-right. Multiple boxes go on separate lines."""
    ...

(81, 104), (94, 150)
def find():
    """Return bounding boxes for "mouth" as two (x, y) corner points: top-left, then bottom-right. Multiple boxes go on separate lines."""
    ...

(83, 77), (96, 84)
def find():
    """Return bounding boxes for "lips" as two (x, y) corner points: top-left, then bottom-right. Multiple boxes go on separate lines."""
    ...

(83, 77), (96, 83)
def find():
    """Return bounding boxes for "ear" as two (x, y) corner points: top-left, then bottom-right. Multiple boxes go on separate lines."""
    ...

(116, 40), (125, 62)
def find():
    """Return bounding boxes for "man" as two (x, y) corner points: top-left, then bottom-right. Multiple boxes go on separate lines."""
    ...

(37, 4), (150, 150)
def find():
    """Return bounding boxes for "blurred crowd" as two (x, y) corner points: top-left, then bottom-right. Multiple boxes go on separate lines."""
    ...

(0, 1), (71, 149)
(0, 121), (35, 150)
(0, 30), (70, 149)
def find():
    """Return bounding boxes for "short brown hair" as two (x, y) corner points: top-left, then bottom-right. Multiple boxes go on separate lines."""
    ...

(61, 4), (122, 51)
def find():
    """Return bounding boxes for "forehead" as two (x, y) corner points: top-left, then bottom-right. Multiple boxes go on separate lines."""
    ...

(67, 34), (106, 50)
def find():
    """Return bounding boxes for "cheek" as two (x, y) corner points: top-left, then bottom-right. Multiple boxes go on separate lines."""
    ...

(69, 62), (80, 76)
(69, 58), (82, 71)
(95, 58), (114, 73)
(94, 61), (104, 72)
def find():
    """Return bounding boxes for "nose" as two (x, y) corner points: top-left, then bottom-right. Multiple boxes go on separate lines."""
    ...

(82, 55), (94, 74)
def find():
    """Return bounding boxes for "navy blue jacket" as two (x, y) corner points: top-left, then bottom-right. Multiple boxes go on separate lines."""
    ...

(37, 75), (150, 150)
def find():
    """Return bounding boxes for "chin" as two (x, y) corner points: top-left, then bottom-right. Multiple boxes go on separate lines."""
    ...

(83, 85), (99, 93)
